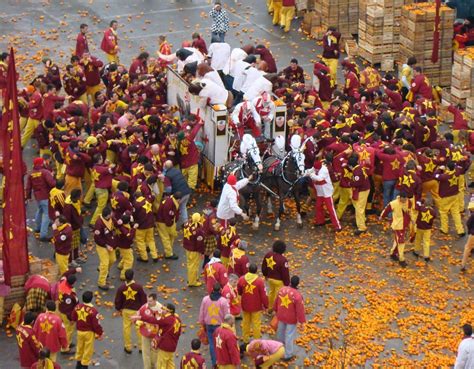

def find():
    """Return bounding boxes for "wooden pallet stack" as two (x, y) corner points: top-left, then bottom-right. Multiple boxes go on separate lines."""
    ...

(358, 0), (414, 65)
(451, 47), (474, 107)
(314, 0), (359, 36)
(398, 3), (455, 87)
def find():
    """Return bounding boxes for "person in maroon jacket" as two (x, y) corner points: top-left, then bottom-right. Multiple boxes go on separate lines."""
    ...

(255, 44), (277, 73)
(152, 303), (182, 369)
(282, 58), (304, 84)
(180, 339), (206, 369)
(261, 240), (290, 311)
(31, 348), (61, 369)
(214, 314), (240, 368)
(179, 118), (204, 190)
(111, 181), (133, 220)
(133, 191), (159, 263)
(57, 273), (78, 354)
(322, 26), (341, 83)
(114, 212), (135, 273)
(192, 32), (208, 56)
(237, 263), (269, 343)
(348, 155), (371, 235)
(63, 189), (84, 264)
(129, 52), (149, 82)
(26, 157), (56, 241)
(16, 312), (42, 369)
(313, 60), (333, 102)
(63, 63), (87, 104)
(156, 191), (181, 260)
(70, 291), (104, 369)
(114, 269), (147, 354)
(80, 53), (103, 104)
(42, 58), (62, 92)
(75, 23), (89, 58)
(21, 81), (44, 147)
(183, 213), (206, 287)
(94, 207), (116, 290)
(101, 20), (120, 63)
(409, 67), (433, 101)
(228, 240), (250, 277)
(89, 153), (115, 225)
(42, 84), (66, 122)
(52, 215), (73, 276)
(64, 139), (91, 195)
(376, 145), (403, 208)
(343, 66), (360, 99)
(204, 249), (229, 294)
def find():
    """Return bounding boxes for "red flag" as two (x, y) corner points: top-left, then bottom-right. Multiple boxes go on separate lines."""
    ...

(1, 48), (28, 286)
(431, 0), (441, 63)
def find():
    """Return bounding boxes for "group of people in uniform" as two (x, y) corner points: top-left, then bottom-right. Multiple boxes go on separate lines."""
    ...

(2, 1), (474, 368)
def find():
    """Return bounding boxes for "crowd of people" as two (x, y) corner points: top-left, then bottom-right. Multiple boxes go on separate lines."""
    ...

(1, 0), (474, 368)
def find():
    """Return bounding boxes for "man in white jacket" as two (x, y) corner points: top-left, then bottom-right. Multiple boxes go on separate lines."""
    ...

(217, 174), (250, 228)
(306, 159), (341, 231)
(455, 324), (474, 369)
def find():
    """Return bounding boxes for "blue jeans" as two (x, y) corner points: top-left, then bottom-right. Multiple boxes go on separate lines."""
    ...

(383, 180), (396, 208)
(211, 32), (225, 42)
(206, 324), (219, 366)
(35, 199), (50, 238)
(178, 194), (190, 227)
(276, 321), (297, 358)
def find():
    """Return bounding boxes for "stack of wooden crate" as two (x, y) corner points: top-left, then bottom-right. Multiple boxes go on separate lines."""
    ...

(301, 10), (321, 34)
(467, 97), (474, 123)
(398, 3), (455, 87)
(313, 0), (359, 36)
(358, 0), (414, 65)
(451, 47), (474, 108)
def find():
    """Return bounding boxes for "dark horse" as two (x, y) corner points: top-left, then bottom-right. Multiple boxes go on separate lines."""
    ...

(219, 147), (309, 231)
(260, 149), (309, 230)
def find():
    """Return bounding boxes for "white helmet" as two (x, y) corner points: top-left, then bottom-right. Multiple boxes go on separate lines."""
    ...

(274, 135), (285, 151)
(290, 134), (301, 151)
(240, 133), (255, 155)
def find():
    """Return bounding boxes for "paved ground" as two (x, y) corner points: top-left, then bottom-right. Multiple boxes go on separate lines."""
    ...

(0, 0), (473, 368)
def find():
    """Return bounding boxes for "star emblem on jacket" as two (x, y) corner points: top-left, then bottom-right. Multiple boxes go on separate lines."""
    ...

(40, 319), (54, 334)
(143, 201), (152, 214)
(420, 210), (433, 223)
(244, 283), (256, 294)
(265, 256), (276, 270)
(123, 286), (138, 300)
(279, 294), (292, 308)
(77, 307), (89, 322)
(391, 159), (400, 170)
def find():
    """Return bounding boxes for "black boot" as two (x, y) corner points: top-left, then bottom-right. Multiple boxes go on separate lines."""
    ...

(76, 362), (83, 369)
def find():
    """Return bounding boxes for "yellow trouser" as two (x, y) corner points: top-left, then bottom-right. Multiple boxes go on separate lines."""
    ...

(75, 330), (95, 366)
(157, 222), (177, 257)
(86, 84), (103, 104)
(122, 308), (141, 350)
(458, 175), (466, 212)
(50, 352), (57, 362)
(21, 118), (40, 147)
(267, 278), (284, 310)
(336, 187), (352, 219)
(262, 346), (286, 368)
(55, 253), (69, 276)
(414, 229), (431, 258)
(352, 190), (370, 231)
(186, 250), (202, 286)
(142, 336), (158, 369)
(64, 174), (82, 196)
(135, 228), (158, 261)
(60, 313), (74, 350)
(280, 6), (295, 32)
(221, 256), (229, 268)
(97, 245), (116, 286)
(242, 311), (262, 343)
(333, 181), (340, 203)
(20, 116), (28, 131)
(90, 188), (109, 225)
(267, 0), (274, 12)
(218, 366), (237, 369)
(322, 58), (338, 84)
(83, 184), (95, 205)
(462, 235), (474, 268)
(182, 164), (198, 190)
(155, 349), (175, 369)
(438, 195), (464, 234)
(421, 180), (440, 206)
(77, 93), (88, 105)
(272, 1), (282, 25)
(118, 248), (134, 280)
(106, 53), (119, 64)
(0, 296), (4, 323)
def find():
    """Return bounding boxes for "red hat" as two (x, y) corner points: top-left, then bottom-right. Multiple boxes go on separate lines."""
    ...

(313, 160), (322, 170)
(33, 157), (44, 167)
(227, 175), (237, 186)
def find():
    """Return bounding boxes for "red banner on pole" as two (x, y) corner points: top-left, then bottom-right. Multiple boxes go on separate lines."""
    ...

(1, 48), (29, 286)
(431, 0), (441, 63)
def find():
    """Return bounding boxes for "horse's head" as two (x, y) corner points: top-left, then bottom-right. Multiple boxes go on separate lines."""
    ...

(218, 159), (244, 185)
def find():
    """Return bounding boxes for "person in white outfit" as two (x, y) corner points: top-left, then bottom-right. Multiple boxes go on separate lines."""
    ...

(240, 133), (263, 172)
(188, 78), (233, 108)
(455, 324), (474, 369)
(231, 100), (262, 138)
(157, 47), (204, 73)
(305, 159), (341, 230)
(207, 38), (231, 75)
(216, 174), (250, 228)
